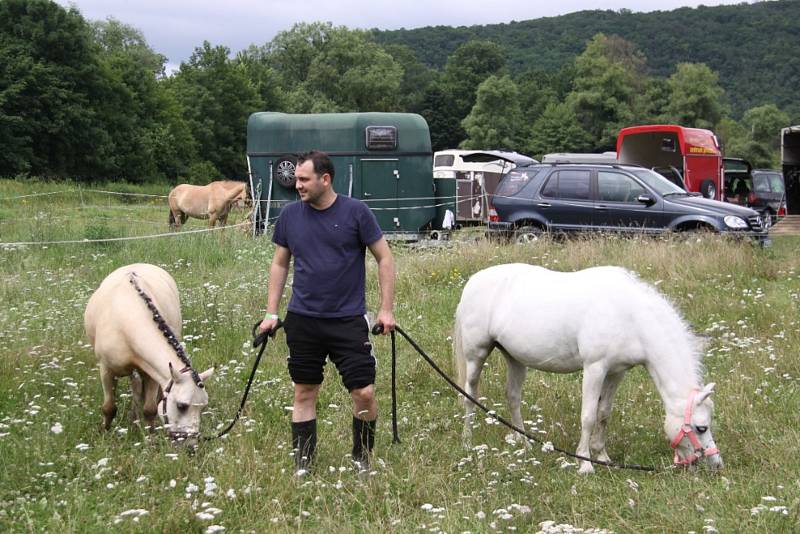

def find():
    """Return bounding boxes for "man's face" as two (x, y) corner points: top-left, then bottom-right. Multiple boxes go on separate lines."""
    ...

(295, 160), (327, 204)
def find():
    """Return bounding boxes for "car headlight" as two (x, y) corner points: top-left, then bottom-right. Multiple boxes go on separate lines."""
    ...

(724, 215), (748, 229)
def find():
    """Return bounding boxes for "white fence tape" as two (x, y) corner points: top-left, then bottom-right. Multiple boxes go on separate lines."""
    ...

(1, 222), (250, 247)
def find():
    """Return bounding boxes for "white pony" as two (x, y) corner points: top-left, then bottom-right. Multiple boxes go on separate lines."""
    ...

(454, 264), (723, 474)
(84, 263), (214, 447)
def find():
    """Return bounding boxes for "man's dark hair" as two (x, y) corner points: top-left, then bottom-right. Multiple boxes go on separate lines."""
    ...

(297, 150), (335, 181)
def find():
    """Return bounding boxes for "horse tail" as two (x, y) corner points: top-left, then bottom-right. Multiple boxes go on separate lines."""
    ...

(168, 209), (176, 229)
(453, 308), (467, 392)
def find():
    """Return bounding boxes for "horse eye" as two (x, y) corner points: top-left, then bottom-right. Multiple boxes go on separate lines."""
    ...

(695, 425), (708, 434)
(176, 402), (189, 412)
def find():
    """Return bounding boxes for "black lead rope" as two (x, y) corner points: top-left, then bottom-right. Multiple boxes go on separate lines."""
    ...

(373, 323), (656, 472)
(202, 320), (283, 441)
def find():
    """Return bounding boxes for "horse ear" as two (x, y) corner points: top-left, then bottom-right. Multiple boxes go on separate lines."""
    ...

(696, 383), (716, 404)
(199, 367), (215, 382)
(169, 362), (181, 382)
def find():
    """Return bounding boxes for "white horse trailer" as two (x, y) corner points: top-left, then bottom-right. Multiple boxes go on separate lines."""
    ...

(433, 149), (537, 225)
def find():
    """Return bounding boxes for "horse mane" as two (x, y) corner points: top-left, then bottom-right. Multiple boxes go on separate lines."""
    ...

(624, 267), (707, 386)
(128, 272), (204, 388)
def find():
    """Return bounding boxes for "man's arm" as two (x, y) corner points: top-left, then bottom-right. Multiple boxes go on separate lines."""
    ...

(259, 244), (291, 334)
(368, 237), (395, 334)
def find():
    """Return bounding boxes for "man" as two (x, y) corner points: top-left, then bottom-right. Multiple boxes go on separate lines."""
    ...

(259, 150), (395, 474)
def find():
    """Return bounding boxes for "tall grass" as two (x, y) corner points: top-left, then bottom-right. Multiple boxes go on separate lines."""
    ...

(0, 179), (798, 533)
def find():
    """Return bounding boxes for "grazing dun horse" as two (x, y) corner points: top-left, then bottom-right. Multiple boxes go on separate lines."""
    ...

(454, 264), (723, 474)
(84, 263), (213, 447)
(168, 180), (249, 230)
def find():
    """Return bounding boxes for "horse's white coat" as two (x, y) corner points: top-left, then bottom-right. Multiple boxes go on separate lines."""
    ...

(84, 263), (213, 445)
(454, 263), (722, 473)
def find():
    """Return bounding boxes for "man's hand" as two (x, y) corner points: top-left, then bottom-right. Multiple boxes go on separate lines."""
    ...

(374, 310), (395, 335)
(259, 317), (280, 337)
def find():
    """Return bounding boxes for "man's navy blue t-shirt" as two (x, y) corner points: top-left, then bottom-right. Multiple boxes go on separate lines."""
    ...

(272, 195), (383, 318)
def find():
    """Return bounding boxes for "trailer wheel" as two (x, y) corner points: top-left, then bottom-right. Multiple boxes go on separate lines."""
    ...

(274, 155), (297, 188)
(700, 179), (716, 199)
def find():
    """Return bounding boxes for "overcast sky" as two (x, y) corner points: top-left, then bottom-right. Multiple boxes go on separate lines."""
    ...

(57, 0), (751, 70)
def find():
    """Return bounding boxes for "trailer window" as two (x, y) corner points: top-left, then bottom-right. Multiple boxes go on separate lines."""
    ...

(365, 126), (398, 150)
(434, 154), (455, 167)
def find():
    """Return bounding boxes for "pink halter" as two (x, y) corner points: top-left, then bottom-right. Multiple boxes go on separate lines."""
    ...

(670, 388), (720, 465)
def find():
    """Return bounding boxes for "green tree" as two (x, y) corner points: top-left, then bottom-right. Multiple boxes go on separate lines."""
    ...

(716, 117), (747, 156)
(526, 102), (593, 157)
(442, 40), (508, 118)
(516, 69), (561, 126)
(567, 34), (644, 150)
(418, 81), (464, 151)
(728, 104), (789, 167)
(235, 46), (287, 112)
(91, 18), (189, 181)
(460, 75), (522, 150)
(263, 23), (403, 112)
(168, 42), (261, 179)
(661, 63), (725, 129)
(383, 44), (436, 113)
(0, 0), (110, 178)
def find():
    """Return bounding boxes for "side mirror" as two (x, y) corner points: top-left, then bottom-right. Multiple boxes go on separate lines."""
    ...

(637, 195), (655, 205)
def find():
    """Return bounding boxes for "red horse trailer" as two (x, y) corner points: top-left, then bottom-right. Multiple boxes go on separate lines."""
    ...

(617, 125), (723, 201)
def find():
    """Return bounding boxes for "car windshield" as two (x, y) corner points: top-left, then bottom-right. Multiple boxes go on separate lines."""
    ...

(753, 172), (785, 193)
(630, 168), (687, 195)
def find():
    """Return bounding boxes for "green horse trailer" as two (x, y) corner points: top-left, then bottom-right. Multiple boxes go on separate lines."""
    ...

(247, 112), (437, 237)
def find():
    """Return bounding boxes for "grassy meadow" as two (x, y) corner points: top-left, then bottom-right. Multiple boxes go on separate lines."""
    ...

(1, 178), (798, 533)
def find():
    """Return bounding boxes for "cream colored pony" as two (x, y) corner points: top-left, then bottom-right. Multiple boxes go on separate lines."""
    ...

(84, 263), (213, 447)
(168, 180), (249, 230)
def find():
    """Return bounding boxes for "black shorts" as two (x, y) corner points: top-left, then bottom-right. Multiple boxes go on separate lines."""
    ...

(283, 311), (376, 391)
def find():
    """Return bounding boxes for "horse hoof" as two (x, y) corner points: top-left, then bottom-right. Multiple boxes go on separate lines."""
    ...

(578, 462), (595, 475)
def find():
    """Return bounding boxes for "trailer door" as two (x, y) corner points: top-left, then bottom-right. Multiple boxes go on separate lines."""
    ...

(362, 159), (399, 231)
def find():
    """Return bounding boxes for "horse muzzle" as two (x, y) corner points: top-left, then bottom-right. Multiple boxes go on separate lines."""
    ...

(674, 446), (723, 470)
(705, 450), (724, 471)
(168, 430), (199, 449)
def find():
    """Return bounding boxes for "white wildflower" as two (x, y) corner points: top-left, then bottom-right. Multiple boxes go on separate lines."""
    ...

(50, 422), (63, 434)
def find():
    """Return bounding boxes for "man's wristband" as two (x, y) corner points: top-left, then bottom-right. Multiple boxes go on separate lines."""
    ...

(264, 313), (279, 321)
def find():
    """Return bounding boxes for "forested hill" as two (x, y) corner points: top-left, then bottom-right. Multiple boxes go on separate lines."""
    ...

(374, 0), (800, 117)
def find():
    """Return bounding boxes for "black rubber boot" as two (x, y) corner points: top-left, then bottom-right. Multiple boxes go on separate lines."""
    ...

(291, 419), (317, 471)
(352, 416), (376, 469)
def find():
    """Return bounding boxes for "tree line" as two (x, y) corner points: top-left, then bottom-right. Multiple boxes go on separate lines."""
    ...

(0, 0), (794, 184)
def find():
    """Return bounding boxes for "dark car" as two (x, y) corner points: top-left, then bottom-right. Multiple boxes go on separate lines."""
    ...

(490, 163), (770, 244)
(749, 170), (786, 225)
(723, 158), (787, 226)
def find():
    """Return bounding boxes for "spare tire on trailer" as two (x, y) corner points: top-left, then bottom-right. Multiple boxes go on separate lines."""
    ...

(274, 155), (297, 188)
(700, 179), (716, 199)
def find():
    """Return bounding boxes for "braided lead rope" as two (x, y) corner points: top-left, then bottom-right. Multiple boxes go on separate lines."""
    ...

(128, 272), (204, 388)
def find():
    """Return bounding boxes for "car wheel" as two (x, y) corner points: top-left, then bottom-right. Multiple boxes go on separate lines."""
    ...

(514, 225), (543, 244)
(273, 155), (297, 188)
(700, 179), (716, 199)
